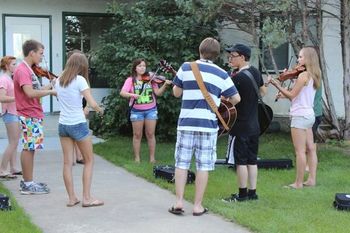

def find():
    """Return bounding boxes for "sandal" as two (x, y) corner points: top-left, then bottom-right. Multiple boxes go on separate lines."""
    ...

(0, 172), (17, 179)
(82, 199), (104, 207)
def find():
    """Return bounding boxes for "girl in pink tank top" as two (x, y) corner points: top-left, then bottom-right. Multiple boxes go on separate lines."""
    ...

(268, 47), (322, 189)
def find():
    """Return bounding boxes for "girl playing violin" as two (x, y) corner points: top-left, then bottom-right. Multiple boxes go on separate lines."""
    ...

(268, 47), (321, 189)
(120, 58), (171, 163)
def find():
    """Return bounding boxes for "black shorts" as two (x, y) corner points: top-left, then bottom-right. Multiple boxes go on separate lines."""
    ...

(233, 135), (259, 165)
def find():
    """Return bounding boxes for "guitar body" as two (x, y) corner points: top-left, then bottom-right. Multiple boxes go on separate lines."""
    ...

(218, 100), (237, 137)
(258, 102), (273, 135)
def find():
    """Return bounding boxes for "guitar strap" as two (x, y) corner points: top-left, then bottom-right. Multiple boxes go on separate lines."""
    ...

(241, 69), (271, 122)
(190, 62), (229, 131)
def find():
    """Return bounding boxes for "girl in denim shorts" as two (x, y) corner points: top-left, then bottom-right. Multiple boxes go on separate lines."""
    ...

(120, 58), (171, 163)
(268, 47), (322, 189)
(55, 52), (104, 207)
(0, 55), (21, 179)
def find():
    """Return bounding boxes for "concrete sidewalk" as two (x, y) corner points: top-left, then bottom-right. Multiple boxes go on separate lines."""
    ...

(0, 115), (250, 233)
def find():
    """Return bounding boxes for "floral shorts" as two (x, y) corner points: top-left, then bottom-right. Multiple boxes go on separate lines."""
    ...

(19, 116), (44, 151)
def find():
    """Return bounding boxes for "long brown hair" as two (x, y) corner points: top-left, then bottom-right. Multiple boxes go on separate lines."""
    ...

(301, 47), (322, 89)
(59, 53), (89, 87)
(0, 56), (16, 71)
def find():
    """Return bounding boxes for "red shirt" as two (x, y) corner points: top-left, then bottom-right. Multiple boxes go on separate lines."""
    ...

(13, 62), (44, 119)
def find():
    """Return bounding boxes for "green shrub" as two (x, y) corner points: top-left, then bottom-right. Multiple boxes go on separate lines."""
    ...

(89, 0), (219, 141)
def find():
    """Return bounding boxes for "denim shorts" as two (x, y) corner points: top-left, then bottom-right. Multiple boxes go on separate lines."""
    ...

(2, 112), (19, 124)
(130, 108), (158, 122)
(290, 115), (315, 129)
(58, 122), (90, 141)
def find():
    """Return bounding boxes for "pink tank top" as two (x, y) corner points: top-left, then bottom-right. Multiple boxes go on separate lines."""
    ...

(290, 78), (316, 117)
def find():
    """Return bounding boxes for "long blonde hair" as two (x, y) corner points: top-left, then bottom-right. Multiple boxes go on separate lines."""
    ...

(59, 53), (89, 87)
(301, 47), (322, 89)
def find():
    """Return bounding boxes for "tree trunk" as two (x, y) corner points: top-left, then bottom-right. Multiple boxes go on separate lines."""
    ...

(341, 0), (350, 139)
(316, 0), (341, 136)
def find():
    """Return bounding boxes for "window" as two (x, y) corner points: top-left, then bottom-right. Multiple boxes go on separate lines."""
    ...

(261, 42), (290, 72)
(63, 13), (113, 88)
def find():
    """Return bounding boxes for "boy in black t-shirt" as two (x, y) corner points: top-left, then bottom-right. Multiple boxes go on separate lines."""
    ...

(223, 44), (267, 202)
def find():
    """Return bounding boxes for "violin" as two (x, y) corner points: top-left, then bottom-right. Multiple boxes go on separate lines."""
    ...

(32, 65), (58, 80)
(141, 72), (168, 84)
(278, 64), (306, 82)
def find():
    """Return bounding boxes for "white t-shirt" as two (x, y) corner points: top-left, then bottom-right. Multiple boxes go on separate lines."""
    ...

(55, 75), (89, 125)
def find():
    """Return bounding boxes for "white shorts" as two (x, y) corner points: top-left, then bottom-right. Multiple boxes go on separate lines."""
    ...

(290, 115), (315, 129)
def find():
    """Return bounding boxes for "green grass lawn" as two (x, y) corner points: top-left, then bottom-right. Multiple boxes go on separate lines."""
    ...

(0, 183), (41, 233)
(94, 132), (350, 233)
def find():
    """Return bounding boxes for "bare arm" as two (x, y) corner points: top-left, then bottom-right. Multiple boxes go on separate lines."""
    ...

(120, 90), (140, 99)
(227, 93), (241, 106)
(172, 85), (183, 98)
(269, 72), (308, 101)
(0, 89), (15, 103)
(259, 85), (267, 97)
(22, 84), (56, 98)
(153, 80), (172, 96)
(81, 88), (103, 115)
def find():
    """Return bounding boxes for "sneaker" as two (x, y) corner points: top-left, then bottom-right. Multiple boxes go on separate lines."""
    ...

(222, 193), (248, 202)
(20, 180), (48, 191)
(20, 182), (49, 195)
(248, 194), (259, 200)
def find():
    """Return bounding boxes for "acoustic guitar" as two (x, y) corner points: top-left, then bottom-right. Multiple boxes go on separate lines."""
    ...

(159, 60), (237, 137)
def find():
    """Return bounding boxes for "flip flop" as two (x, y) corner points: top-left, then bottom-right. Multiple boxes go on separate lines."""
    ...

(82, 199), (104, 208)
(168, 206), (184, 215)
(66, 200), (80, 207)
(0, 173), (17, 179)
(283, 184), (302, 189)
(303, 183), (316, 187)
(193, 208), (209, 216)
(12, 171), (23, 176)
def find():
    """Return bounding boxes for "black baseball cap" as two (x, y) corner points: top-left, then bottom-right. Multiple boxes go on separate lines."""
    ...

(225, 44), (251, 59)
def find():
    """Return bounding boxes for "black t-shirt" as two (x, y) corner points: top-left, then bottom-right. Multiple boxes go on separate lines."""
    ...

(229, 66), (264, 136)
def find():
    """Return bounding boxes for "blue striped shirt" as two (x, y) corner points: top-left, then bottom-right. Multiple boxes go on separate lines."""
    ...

(173, 60), (238, 132)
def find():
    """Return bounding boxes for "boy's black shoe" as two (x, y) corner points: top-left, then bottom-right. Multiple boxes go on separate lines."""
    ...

(248, 194), (259, 200)
(222, 193), (248, 202)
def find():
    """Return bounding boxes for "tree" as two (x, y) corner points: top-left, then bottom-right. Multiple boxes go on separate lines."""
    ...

(176, 0), (350, 140)
(89, 0), (218, 141)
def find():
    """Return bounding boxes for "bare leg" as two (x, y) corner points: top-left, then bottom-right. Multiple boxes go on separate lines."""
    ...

(76, 136), (103, 205)
(21, 150), (35, 182)
(247, 165), (258, 190)
(290, 128), (307, 188)
(131, 120), (144, 162)
(305, 128), (317, 186)
(193, 170), (208, 213)
(174, 168), (187, 209)
(236, 165), (248, 188)
(144, 119), (157, 163)
(74, 142), (84, 163)
(1, 122), (20, 174)
(60, 137), (79, 204)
